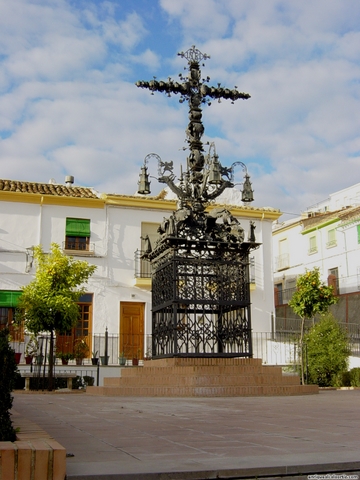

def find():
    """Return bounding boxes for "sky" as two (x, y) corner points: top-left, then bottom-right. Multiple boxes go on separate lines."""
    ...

(0, 0), (359, 220)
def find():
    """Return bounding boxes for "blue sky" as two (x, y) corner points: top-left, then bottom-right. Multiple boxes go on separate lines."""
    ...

(0, 0), (360, 219)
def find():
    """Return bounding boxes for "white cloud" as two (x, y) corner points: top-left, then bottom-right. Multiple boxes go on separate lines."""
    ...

(0, 0), (359, 220)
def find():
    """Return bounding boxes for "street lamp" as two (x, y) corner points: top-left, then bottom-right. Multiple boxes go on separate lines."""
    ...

(137, 153), (163, 195)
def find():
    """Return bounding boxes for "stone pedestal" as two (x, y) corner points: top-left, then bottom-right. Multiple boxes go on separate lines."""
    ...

(86, 357), (318, 397)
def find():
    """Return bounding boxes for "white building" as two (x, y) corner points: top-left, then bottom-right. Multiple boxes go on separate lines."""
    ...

(0, 177), (280, 363)
(273, 183), (360, 324)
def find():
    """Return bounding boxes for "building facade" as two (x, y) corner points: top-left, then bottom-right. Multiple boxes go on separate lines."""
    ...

(273, 183), (360, 330)
(0, 177), (280, 363)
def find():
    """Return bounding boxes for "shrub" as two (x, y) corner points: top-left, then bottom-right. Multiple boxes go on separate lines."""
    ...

(304, 314), (350, 387)
(349, 368), (360, 387)
(0, 329), (18, 441)
(83, 376), (95, 386)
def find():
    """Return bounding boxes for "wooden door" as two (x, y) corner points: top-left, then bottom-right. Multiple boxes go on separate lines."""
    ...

(120, 302), (144, 360)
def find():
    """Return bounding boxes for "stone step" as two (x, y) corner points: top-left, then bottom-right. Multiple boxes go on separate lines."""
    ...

(85, 358), (317, 398)
(120, 364), (282, 377)
(87, 384), (318, 397)
(104, 372), (300, 387)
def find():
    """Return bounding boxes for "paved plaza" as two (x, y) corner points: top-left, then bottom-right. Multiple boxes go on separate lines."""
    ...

(12, 389), (360, 479)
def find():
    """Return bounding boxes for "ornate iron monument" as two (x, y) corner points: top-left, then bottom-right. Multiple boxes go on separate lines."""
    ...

(136, 46), (259, 358)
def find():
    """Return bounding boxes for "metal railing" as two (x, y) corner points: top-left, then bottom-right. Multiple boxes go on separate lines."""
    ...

(275, 253), (290, 271)
(275, 317), (360, 357)
(275, 274), (360, 305)
(274, 287), (296, 306)
(62, 241), (95, 255)
(252, 332), (300, 366)
(13, 325), (360, 371)
(134, 249), (152, 278)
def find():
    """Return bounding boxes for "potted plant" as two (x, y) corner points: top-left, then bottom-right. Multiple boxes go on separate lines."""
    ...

(100, 354), (109, 365)
(25, 335), (38, 365)
(57, 352), (75, 365)
(119, 352), (126, 366)
(91, 350), (99, 366)
(132, 348), (141, 366)
(144, 347), (152, 361)
(74, 337), (89, 365)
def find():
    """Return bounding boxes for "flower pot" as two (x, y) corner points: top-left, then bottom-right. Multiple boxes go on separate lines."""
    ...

(100, 356), (109, 366)
(76, 358), (83, 365)
(91, 358), (99, 366)
(47, 355), (56, 365)
(61, 358), (69, 365)
(119, 356), (126, 366)
(14, 352), (22, 364)
(132, 358), (139, 366)
(36, 354), (44, 365)
(25, 355), (33, 365)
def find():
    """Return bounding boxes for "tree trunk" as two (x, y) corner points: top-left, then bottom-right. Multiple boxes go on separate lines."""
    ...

(48, 330), (54, 391)
(300, 316), (305, 385)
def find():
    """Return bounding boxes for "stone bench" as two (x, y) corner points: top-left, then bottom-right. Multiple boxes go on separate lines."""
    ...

(21, 372), (77, 390)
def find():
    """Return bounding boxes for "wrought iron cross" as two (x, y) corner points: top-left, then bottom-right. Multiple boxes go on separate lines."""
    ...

(136, 45), (250, 175)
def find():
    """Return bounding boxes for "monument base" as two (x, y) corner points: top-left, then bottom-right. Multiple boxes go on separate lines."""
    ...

(86, 357), (318, 397)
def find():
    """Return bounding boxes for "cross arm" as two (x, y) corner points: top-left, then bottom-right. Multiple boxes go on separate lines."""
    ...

(136, 79), (188, 96)
(200, 84), (251, 102)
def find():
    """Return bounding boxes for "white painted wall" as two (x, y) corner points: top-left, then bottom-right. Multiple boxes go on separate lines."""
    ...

(0, 195), (276, 341)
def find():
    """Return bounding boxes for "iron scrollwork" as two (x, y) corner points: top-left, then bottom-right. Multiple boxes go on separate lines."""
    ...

(136, 46), (258, 358)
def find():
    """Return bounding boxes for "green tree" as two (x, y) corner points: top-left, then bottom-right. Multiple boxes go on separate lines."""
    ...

(289, 267), (338, 384)
(304, 314), (350, 386)
(17, 243), (96, 390)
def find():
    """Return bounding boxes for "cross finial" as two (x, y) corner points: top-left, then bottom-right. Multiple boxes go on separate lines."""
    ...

(178, 45), (210, 63)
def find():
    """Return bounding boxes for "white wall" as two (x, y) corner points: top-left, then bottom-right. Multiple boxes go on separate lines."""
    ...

(0, 195), (277, 339)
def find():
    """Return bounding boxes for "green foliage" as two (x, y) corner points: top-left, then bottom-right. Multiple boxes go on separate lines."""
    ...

(57, 352), (75, 361)
(333, 370), (351, 387)
(83, 376), (95, 386)
(0, 329), (18, 441)
(304, 314), (350, 387)
(349, 368), (360, 387)
(74, 337), (90, 358)
(17, 243), (96, 335)
(289, 267), (338, 321)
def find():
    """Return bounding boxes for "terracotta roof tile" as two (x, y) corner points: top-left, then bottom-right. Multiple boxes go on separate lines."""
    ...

(0, 179), (99, 199)
(302, 205), (360, 230)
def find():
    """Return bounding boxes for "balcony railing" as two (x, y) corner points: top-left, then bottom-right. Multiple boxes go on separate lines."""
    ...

(62, 241), (95, 256)
(275, 253), (290, 271)
(134, 249), (152, 278)
(326, 240), (337, 248)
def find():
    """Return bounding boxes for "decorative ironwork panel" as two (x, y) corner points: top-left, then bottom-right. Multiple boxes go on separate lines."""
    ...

(152, 245), (253, 357)
(153, 304), (252, 357)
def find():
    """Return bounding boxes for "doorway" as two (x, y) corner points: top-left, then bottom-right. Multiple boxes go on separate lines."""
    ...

(120, 302), (144, 360)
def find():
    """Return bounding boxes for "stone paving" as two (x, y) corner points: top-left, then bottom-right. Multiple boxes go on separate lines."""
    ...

(12, 389), (360, 479)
